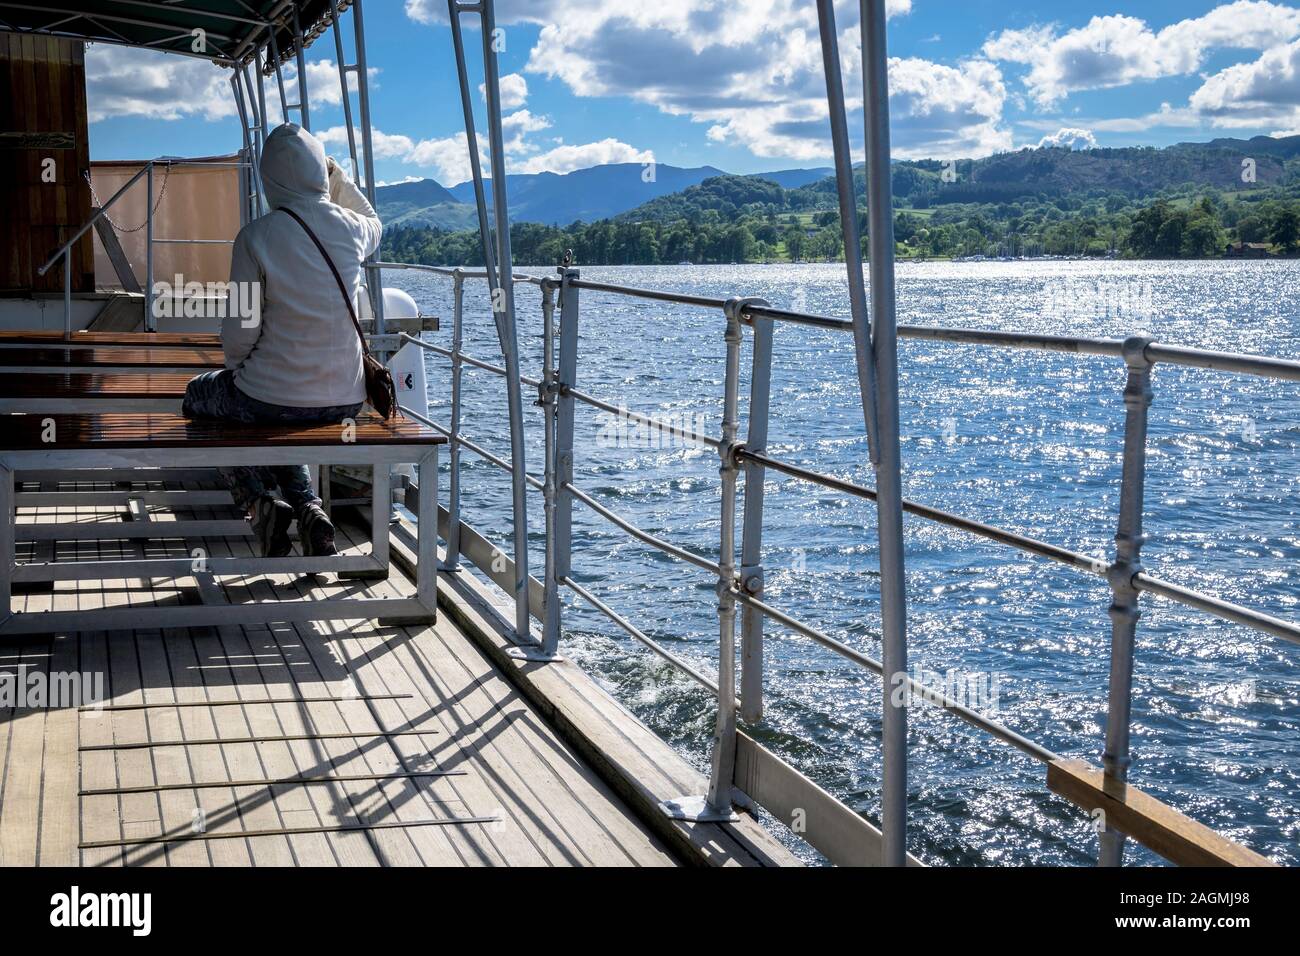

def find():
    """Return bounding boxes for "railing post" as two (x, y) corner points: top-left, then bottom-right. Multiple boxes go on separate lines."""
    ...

(440, 268), (466, 572)
(739, 303), (773, 723)
(554, 266), (580, 587)
(706, 297), (749, 816)
(1098, 334), (1154, 867)
(661, 295), (744, 822)
(540, 277), (562, 655)
(145, 162), (155, 332)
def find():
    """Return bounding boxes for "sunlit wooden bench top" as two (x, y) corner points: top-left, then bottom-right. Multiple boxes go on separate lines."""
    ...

(0, 346), (222, 369)
(3, 412), (444, 450)
(0, 371), (192, 399)
(0, 331), (222, 348)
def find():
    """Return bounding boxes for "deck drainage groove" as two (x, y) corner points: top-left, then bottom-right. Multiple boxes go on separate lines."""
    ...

(78, 816), (501, 849)
(78, 730), (442, 751)
(77, 693), (414, 712)
(79, 770), (467, 796)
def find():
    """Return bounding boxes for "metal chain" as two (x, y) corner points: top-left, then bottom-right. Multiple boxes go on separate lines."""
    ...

(84, 162), (171, 234)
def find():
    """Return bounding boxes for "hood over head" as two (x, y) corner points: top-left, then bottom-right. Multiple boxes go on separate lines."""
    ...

(260, 123), (329, 209)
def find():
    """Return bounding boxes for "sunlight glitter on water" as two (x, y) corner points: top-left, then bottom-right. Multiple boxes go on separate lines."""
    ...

(392, 259), (1300, 866)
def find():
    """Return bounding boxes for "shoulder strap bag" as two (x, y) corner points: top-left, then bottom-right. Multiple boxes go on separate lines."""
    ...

(278, 206), (399, 419)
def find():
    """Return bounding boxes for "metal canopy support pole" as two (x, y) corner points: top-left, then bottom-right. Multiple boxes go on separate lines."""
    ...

(739, 304), (773, 722)
(291, 6), (311, 130)
(145, 162), (155, 331)
(254, 47), (270, 144)
(329, 0), (360, 180)
(449, 0), (532, 641)
(0, 466), (11, 631)
(553, 267), (580, 592)
(267, 28), (289, 122)
(861, 0), (909, 866)
(816, 0), (880, 464)
(62, 249), (71, 340)
(350, 0), (384, 332)
(440, 268), (466, 572)
(448, 3), (498, 291)
(1098, 335), (1154, 867)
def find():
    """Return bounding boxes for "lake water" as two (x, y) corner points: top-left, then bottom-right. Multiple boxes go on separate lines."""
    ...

(387, 259), (1300, 866)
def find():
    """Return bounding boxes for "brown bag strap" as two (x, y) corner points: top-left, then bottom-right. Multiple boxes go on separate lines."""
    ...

(277, 205), (372, 357)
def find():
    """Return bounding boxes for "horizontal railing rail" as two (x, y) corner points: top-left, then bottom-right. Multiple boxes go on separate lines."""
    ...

(37, 157), (255, 338)
(383, 260), (1298, 868)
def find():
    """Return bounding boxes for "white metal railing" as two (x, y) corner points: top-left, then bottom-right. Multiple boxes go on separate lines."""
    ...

(35, 158), (249, 337)
(379, 256), (1300, 867)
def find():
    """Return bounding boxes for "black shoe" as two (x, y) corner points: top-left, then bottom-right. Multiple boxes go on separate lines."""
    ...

(252, 495), (293, 558)
(299, 504), (338, 557)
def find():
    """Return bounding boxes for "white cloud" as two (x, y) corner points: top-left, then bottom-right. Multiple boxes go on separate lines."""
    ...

(513, 138), (654, 175)
(85, 44), (233, 122)
(317, 122), (648, 182)
(1190, 37), (1300, 130)
(984, 2), (1300, 107)
(405, 0), (994, 162)
(84, 43), (381, 131)
(479, 73), (529, 110)
(501, 109), (552, 153)
(1038, 127), (1098, 150)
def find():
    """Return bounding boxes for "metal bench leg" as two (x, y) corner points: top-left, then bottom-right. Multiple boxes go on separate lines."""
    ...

(371, 465), (390, 571)
(0, 465), (12, 629)
(416, 448), (438, 621)
(339, 463), (389, 582)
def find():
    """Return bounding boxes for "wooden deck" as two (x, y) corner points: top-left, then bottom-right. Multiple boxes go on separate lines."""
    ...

(0, 472), (711, 867)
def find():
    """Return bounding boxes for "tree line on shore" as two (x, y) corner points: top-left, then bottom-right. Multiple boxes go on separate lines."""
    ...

(380, 171), (1300, 267)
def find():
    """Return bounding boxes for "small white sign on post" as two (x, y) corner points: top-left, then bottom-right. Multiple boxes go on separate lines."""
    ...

(388, 340), (428, 419)
(388, 339), (428, 489)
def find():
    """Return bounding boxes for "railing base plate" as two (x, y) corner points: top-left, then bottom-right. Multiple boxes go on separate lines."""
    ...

(505, 643), (562, 663)
(658, 795), (739, 823)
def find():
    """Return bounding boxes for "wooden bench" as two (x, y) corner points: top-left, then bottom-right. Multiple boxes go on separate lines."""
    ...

(0, 330), (222, 349)
(0, 412), (445, 636)
(0, 371), (192, 412)
(0, 346), (222, 373)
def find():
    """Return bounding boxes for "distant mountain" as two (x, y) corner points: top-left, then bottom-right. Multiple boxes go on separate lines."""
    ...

(617, 174), (818, 222)
(446, 162), (728, 225)
(374, 134), (1300, 233)
(1173, 134), (1300, 161)
(374, 178), (479, 230)
(747, 167), (834, 189)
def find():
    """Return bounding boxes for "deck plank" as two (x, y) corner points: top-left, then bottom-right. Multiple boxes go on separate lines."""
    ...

(0, 470), (795, 868)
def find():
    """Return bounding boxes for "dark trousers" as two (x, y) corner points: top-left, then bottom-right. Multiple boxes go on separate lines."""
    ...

(182, 369), (363, 514)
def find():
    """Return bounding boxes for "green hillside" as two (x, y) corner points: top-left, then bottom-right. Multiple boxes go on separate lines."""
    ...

(380, 136), (1300, 266)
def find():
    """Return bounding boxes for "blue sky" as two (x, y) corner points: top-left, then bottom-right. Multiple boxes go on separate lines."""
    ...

(86, 1), (1300, 185)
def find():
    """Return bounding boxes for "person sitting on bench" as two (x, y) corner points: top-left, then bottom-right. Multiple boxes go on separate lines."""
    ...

(183, 123), (382, 558)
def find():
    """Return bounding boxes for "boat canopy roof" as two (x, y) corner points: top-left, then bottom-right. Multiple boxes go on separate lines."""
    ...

(0, 0), (343, 67)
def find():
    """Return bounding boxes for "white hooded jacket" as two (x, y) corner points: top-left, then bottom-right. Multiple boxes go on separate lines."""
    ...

(222, 123), (381, 407)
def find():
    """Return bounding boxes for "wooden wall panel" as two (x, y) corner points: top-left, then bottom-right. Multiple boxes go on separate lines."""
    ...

(0, 34), (93, 294)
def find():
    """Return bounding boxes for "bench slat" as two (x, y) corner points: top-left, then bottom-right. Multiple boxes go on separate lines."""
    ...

(0, 331), (222, 348)
(0, 372), (192, 399)
(0, 347), (221, 369)
(1, 412), (444, 450)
